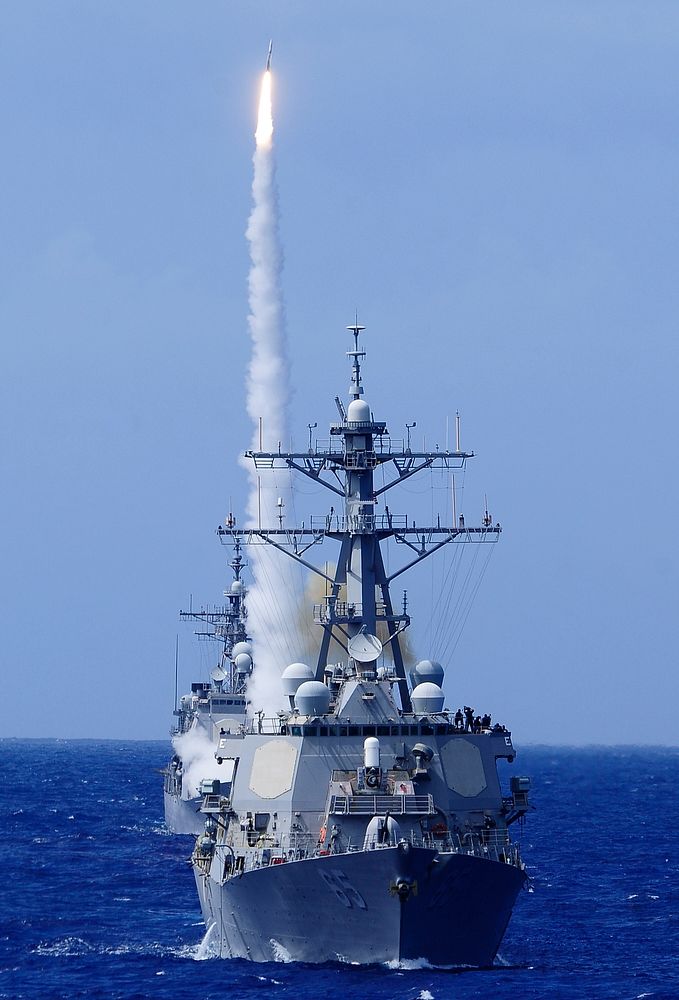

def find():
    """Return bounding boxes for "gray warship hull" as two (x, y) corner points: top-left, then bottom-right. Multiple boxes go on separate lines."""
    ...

(182, 326), (533, 964)
(163, 788), (203, 836)
(194, 844), (525, 966)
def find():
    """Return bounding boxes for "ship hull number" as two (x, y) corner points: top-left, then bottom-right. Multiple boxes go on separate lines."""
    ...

(319, 868), (367, 909)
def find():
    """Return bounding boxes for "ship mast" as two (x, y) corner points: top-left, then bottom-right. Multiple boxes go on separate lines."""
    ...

(219, 327), (500, 712)
(179, 534), (250, 693)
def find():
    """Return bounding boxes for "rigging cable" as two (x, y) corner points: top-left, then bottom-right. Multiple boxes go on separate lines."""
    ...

(439, 541), (496, 665)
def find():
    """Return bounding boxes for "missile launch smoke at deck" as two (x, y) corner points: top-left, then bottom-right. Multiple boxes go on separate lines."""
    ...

(243, 59), (304, 715)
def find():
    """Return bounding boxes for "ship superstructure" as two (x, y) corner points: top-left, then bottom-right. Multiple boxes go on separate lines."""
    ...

(187, 327), (531, 965)
(163, 539), (253, 834)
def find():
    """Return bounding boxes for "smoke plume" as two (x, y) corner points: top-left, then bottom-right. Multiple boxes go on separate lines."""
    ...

(172, 728), (224, 799)
(242, 69), (305, 716)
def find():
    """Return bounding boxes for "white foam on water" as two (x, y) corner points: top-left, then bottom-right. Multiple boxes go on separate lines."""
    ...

(193, 922), (220, 961)
(385, 958), (433, 970)
(95, 941), (206, 959)
(386, 957), (473, 972)
(34, 937), (93, 957)
(419, 991), (435, 999)
(270, 939), (293, 963)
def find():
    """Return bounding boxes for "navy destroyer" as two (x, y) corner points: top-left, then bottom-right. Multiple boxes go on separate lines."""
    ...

(163, 539), (252, 835)
(189, 326), (531, 965)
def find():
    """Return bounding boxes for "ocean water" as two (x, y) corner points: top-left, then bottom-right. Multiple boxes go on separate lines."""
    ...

(1, 741), (678, 1000)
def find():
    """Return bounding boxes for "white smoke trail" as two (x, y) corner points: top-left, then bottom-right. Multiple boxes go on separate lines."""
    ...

(242, 68), (305, 716)
(172, 728), (224, 799)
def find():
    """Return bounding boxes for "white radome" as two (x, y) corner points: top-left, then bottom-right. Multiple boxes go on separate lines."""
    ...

(411, 682), (445, 715)
(294, 680), (331, 717)
(347, 398), (371, 422)
(281, 662), (315, 697)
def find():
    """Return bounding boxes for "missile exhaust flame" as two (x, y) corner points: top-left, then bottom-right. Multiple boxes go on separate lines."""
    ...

(255, 70), (273, 148)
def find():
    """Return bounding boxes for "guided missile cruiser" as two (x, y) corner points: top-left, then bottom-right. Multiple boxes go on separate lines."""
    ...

(266, 40), (272, 72)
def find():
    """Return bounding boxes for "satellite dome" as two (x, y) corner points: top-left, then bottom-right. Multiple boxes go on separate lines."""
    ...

(294, 681), (331, 717)
(281, 662), (314, 697)
(234, 652), (253, 675)
(411, 682), (445, 715)
(230, 580), (245, 595)
(232, 641), (252, 659)
(412, 659), (445, 686)
(347, 398), (371, 422)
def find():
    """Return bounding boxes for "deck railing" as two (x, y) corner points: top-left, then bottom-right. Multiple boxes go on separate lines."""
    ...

(329, 794), (435, 816)
(193, 824), (522, 880)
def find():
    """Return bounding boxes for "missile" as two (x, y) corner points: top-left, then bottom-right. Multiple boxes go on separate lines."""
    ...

(266, 40), (273, 71)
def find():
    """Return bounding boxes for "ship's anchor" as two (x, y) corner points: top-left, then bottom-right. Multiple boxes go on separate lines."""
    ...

(390, 878), (418, 901)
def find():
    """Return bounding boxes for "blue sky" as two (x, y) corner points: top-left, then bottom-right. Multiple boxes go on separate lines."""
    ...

(1, 2), (677, 743)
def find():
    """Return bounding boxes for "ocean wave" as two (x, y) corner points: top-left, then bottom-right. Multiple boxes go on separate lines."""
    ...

(385, 958), (434, 971)
(119, 822), (172, 837)
(34, 937), (93, 957)
(32, 937), (198, 960)
(385, 957), (476, 971)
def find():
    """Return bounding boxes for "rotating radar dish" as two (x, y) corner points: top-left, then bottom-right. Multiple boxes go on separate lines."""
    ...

(348, 632), (383, 663)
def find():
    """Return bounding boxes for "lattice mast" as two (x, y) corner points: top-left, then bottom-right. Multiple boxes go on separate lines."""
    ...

(219, 326), (500, 711)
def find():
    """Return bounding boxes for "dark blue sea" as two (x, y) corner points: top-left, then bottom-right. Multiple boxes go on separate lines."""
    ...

(2, 742), (678, 1000)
